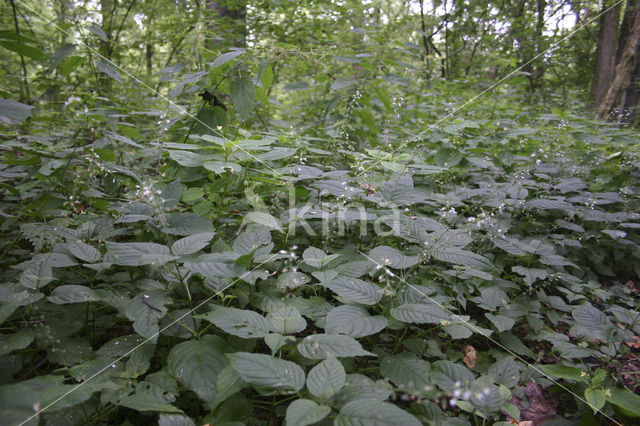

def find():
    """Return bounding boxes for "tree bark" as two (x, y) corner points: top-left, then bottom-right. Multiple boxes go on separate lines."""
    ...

(597, 12), (640, 119)
(206, 0), (247, 49)
(615, 0), (640, 123)
(592, 0), (622, 105)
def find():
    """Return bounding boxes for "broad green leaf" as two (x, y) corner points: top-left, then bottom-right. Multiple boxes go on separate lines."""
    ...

(285, 399), (331, 426)
(333, 374), (393, 405)
(267, 305), (307, 335)
(584, 388), (606, 412)
(68, 240), (101, 263)
(48, 285), (101, 304)
(488, 357), (520, 388)
(106, 242), (177, 266)
(431, 248), (493, 270)
(485, 313), (515, 332)
(96, 59), (123, 83)
(390, 303), (451, 324)
(297, 334), (376, 359)
(0, 40), (45, 60)
(164, 213), (215, 236)
(323, 277), (382, 305)
(125, 292), (167, 341)
(118, 392), (182, 413)
(470, 376), (505, 415)
(264, 333), (296, 355)
(434, 148), (462, 167)
(242, 211), (282, 231)
(538, 364), (589, 383)
(227, 352), (305, 391)
(606, 386), (640, 417)
(325, 305), (387, 338)
(230, 76), (255, 121)
(0, 328), (35, 356)
(334, 398), (421, 426)
(198, 305), (269, 338)
(0, 99), (35, 124)
(211, 364), (246, 410)
(380, 353), (431, 394)
(431, 360), (475, 392)
(171, 233), (215, 256)
(307, 357), (346, 398)
(368, 246), (419, 269)
(303, 246), (341, 268)
(210, 49), (245, 68)
(167, 335), (228, 404)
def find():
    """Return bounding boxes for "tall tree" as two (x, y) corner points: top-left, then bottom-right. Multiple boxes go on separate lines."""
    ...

(206, 0), (247, 48)
(592, 0), (622, 106)
(597, 9), (640, 119)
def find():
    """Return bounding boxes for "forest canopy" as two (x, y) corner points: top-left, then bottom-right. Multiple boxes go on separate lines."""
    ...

(1, 0), (640, 425)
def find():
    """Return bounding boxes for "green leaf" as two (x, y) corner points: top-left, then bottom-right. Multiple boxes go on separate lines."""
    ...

(538, 364), (589, 383)
(303, 246), (341, 268)
(197, 305), (270, 338)
(125, 292), (167, 341)
(431, 248), (493, 270)
(167, 335), (228, 404)
(118, 392), (182, 413)
(334, 398), (421, 426)
(584, 388), (606, 413)
(0, 98), (35, 124)
(171, 232), (215, 256)
(48, 285), (101, 304)
(323, 277), (382, 305)
(297, 334), (376, 359)
(96, 59), (123, 83)
(230, 76), (255, 121)
(431, 360), (475, 392)
(380, 353), (431, 394)
(211, 364), (246, 410)
(325, 305), (387, 338)
(59, 55), (82, 76)
(0, 328), (35, 356)
(368, 245), (419, 269)
(606, 386), (640, 417)
(68, 240), (101, 263)
(390, 303), (451, 324)
(307, 357), (346, 398)
(184, 254), (245, 279)
(267, 305), (307, 335)
(243, 211), (283, 231)
(488, 357), (520, 388)
(285, 399), (331, 426)
(210, 49), (245, 68)
(227, 352), (305, 391)
(0, 40), (45, 60)
(434, 148), (462, 167)
(485, 313), (515, 332)
(470, 376), (505, 415)
(106, 242), (177, 266)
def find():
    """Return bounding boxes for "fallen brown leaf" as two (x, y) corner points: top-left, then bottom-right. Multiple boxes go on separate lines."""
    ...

(508, 383), (557, 426)
(462, 345), (477, 368)
(626, 335), (640, 349)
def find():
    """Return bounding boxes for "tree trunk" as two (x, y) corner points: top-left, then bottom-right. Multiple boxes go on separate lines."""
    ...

(206, 0), (247, 49)
(592, 0), (622, 105)
(597, 13), (640, 119)
(615, 0), (640, 123)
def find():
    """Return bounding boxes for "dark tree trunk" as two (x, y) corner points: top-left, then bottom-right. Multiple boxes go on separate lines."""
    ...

(592, 0), (622, 105)
(206, 0), (247, 49)
(597, 12), (640, 119)
(616, 0), (640, 123)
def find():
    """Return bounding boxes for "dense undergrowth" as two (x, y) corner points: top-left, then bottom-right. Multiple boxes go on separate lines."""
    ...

(2, 54), (640, 425)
